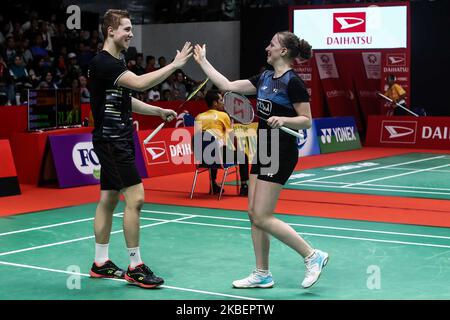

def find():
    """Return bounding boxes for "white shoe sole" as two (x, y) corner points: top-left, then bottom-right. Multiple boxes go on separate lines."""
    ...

(232, 281), (275, 289)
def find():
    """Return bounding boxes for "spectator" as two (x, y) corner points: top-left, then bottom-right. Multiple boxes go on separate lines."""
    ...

(9, 55), (32, 91)
(157, 56), (167, 69)
(18, 38), (34, 67)
(384, 74), (408, 116)
(71, 77), (80, 91)
(38, 71), (58, 89)
(23, 16), (40, 41)
(128, 53), (145, 76)
(62, 52), (82, 88)
(31, 34), (49, 58)
(79, 75), (90, 103)
(221, 0), (240, 20)
(45, 71), (58, 89)
(161, 89), (173, 101)
(0, 55), (15, 105)
(173, 69), (187, 100)
(147, 87), (161, 102)
(160, 72), (176, 93)
(78, 42), (95, 75)
(51, 22), (69, 54)
(145, 55), (157, 73)
(38, 21), (53, 53)
(3, 36), (16, 65)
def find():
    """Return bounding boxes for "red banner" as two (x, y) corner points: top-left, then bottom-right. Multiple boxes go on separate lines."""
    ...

(355, 52), (382, 123)
(0, 139), (18, 178)
(292, 55), (326, 118)
(366, 115), (450, 149)
(315, 51), (364, 130)
(137, 127), (196, 178)
(0, 139), (21, 196)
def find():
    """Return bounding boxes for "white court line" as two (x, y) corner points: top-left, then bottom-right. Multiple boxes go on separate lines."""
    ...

(0, 210), (450, 256)
(294, 183), (450, 196)
(0, 213), (123, 237)
(384, 167), (450, 173)
(341, 164), (450, 189)
(140, 210), (450, 240)
(290, 155), (445, 185)
(294, 180), (450, 191)
(0, 216), (194, 257)
(135, 216), (450, 249)
(0, 261), (259, 300)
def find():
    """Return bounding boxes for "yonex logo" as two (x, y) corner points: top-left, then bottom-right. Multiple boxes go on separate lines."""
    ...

(333, 12), (366, 33)
(297, 129), (308, 150)
(321, 129), (332, 144)
(381, 121), (417, 144)
(387, 54), (406, 66)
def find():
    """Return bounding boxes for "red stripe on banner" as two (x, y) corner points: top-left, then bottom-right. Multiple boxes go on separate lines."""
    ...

(0, 139), (18, 178)
(315, 51), (364, 131)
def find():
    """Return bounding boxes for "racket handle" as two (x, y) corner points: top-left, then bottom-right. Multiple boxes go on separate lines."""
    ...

(143, 122), (165, 144)
(280, 126), (304, 139)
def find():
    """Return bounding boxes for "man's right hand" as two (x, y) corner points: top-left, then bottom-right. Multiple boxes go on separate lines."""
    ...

(172, 42), (193, 69)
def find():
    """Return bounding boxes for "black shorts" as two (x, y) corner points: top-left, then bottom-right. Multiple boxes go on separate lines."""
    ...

(250, 142), (298, 185)
(93, 140), (142, 191)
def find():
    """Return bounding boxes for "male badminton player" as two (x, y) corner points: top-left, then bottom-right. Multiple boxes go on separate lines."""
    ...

(194, 31), (329, 289)
(88, 9), (192, 289)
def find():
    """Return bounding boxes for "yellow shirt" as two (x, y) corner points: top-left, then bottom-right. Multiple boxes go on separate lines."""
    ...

(195, 109), (232, 143)
(385, 83), (406, 103)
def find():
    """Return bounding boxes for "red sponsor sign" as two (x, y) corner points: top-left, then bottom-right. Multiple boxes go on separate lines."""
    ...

(386, 53), (406, 67)
(366, 116), (450, 149)
(333, 12), (366, 33)
(143, 141), (170, 165)
(138, 127), (195, 177)
(380, 120), (417, 144)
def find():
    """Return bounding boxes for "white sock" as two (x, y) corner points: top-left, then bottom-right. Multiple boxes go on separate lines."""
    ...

(305, 250), (316, 261)
(94, 243), (109, 265)
(255, 268), (269, 276)
(127, 247), (143, 268)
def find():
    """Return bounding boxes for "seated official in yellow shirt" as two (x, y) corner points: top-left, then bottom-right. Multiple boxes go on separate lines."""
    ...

(195, 90), (249, 196)
(384, 74), (408, 116)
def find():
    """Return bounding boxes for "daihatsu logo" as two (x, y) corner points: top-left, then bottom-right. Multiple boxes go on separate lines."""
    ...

(143, 141), (170, 165)
(380, 120), (417, 144)
(333, 12), (366, 33)
(146, 147), (166, 160)
(387, 56), (405, 65)
(384, 126), (414, 139)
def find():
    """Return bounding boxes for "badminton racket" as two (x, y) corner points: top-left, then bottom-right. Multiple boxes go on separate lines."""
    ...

(377, 92), (418, 117)
(223, 91), (304, 139)
(143, 78), (209, 144)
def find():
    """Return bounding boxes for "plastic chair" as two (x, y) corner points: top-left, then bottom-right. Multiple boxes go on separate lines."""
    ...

(190, 131), (239, 200)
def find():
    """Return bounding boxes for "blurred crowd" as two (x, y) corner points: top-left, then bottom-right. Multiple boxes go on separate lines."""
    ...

(0, 10), (204, 106)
